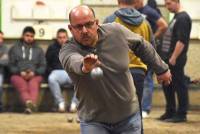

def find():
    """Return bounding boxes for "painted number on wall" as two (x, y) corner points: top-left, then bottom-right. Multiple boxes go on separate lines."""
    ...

(39, 28), (45, 37)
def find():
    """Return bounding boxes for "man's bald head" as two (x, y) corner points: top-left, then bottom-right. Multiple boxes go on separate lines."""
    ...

(69, 5), (95, 24)
(68, 5), (99, 47)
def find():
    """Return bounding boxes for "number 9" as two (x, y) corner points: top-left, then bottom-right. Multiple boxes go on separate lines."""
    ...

(39, 28), (45, 37)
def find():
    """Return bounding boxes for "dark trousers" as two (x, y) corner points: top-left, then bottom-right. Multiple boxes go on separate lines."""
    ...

(162, 62), (189, 116)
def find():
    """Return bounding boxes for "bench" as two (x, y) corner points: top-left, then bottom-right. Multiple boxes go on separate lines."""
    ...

(3, 83), (49, 89)
(2, 83), (74, 112)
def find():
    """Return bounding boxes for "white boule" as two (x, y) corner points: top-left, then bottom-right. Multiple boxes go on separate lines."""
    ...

(67, 116), (73, 123)
(90, 67), (103, 80)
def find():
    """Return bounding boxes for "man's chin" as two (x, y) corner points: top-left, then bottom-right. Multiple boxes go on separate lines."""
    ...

(24, 41), (34, 45)
(81, 41), (93, 47)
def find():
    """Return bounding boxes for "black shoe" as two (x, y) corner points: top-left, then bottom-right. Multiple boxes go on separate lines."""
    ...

(158, 112), (174, 120)
(164, 115), (187, 123)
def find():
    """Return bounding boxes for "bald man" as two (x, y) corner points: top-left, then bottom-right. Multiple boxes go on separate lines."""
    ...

(60, 5), (171, 134)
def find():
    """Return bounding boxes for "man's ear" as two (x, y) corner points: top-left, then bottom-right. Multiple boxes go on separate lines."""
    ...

(96, 19), (99, 26)
(68, 25), (72, 32)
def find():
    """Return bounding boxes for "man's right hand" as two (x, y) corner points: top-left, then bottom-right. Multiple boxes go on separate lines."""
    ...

(157, 70), (172, 85)
(82, 54), (101, 73)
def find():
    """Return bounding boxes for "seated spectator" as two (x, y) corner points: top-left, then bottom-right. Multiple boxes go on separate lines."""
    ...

(8, 26), (46, 114)
(0, 31), (8, 112)
(46, 28), (77, 112)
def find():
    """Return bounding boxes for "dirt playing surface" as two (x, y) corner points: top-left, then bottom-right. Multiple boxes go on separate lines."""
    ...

(0, 89), (200, 134)
(0, 110), (199, 134)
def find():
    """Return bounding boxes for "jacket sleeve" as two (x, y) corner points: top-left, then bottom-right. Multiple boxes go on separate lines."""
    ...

(35, 48), (46, 75)
(59, 45), (85, 76)
(0, 46), (8, 66)
(118, 23), (168, 75)
(45, 46), (53, 73)
(8, 46), (20, 74)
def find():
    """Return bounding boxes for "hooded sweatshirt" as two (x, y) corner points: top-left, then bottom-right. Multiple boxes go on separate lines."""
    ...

(9, 40), (46, 75)
(104, 8), (155, 72)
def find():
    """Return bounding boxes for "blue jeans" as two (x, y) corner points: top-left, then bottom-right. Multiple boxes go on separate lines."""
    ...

(48, 70), (76, 105)
(80, 112), (141, 134)
(130, 69), (145, 134)
(142, 70), (154, 112)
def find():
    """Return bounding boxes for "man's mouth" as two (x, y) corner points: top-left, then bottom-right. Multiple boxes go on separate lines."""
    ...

(82, 36), (90, 41)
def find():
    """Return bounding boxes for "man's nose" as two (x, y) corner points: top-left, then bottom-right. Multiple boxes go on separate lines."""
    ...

(82, 26), (88, 33)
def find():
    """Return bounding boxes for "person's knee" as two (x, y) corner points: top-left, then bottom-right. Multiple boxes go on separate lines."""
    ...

(48, 73), (58, 84)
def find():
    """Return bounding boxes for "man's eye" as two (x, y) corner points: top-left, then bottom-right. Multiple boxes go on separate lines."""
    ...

(86, 22), (95, 28)
(76, 25), (83, 29)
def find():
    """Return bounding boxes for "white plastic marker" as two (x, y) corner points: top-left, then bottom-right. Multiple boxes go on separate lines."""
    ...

(90, 67), (103, 80)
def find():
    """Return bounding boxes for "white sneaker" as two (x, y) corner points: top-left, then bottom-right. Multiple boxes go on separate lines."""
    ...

(69, 102), (77, 113)
(142, 111), (149, 118)
(58, 102), (65, 112)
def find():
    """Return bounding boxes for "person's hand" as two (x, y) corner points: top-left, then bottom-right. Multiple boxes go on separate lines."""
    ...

(28, 71), (35, 77)
(82, 54), (101, 73)
(26, 71), (35, 80)
(20, 71), (29, 80)
(20, 71), (27, 77)
(169, 56), (176, 66)
(157, 70), (172, 85)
